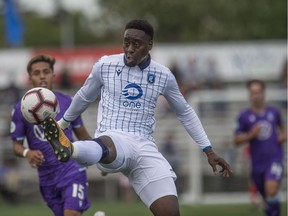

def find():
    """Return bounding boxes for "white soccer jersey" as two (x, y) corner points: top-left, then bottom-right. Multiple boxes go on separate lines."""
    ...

(63, 53), (211, 149)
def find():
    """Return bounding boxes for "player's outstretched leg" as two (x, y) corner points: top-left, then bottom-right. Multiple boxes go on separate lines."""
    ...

(42, 117), (73, 162)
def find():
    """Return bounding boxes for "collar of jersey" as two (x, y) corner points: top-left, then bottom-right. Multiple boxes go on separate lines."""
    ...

(123, 54), (151, 70)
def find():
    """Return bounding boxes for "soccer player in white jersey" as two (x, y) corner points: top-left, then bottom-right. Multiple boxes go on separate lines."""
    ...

(42, 19), (232, 216)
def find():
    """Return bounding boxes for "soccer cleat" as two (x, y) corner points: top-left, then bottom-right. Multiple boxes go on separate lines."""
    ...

(42, 117), (73, 162)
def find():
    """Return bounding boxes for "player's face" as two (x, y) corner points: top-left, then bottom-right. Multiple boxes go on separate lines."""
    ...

(29, 62), (54, 90)
(249, 83), (265, 107)
(123, 29), (153, 67)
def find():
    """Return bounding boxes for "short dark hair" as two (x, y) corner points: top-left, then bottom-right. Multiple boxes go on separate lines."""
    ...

(246, 79), (266, 90)
(125, 19), (154, 40)
(27, 55), (55, 74)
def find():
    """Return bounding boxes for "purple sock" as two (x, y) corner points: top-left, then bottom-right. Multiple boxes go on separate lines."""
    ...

(265, 197), (280, 216)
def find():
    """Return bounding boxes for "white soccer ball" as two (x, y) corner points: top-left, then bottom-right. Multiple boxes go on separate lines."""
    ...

(94, 211), (106, 216)
(21, 87), (59, 124)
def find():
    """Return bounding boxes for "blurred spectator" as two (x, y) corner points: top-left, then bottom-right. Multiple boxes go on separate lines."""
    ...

(160, 131), (183, 192)
(0, 81), (21, 106)
(59, 66), (72, 89)
(221, 136), (237, 169)
(204, 57), (223, 90)
(0, 81), (21, 137)
(202, 57), (227, 115)
(169, 61), (185, 95)
(161, 131), (180, 174)
(156, 61), (184, 117)
(182, 57), (202, 96)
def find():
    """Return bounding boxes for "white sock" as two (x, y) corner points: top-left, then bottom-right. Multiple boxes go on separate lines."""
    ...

(72, 140), (103, 165)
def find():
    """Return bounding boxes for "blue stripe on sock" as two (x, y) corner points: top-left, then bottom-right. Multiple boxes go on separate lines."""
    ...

(93, 138), (109, 160)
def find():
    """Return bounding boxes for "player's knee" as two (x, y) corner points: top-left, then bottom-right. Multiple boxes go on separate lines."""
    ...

(265, 186), (279, 197)
(150, 195), (180, 216)
(94, 136), (117, 163)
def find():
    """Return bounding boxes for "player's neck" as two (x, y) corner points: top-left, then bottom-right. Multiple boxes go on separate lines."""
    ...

(251, 104), (265, 113)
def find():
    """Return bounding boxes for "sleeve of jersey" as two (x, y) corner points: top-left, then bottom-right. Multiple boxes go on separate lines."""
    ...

(10, 105), (25, 141)
(163, 73), (212, 150)
(234, 113), (246, 135)
(63, 62), (103, 122)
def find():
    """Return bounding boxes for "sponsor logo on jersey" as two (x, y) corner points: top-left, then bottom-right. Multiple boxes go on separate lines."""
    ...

(122, 83), (143, 108)
(122, 83), (143, 100)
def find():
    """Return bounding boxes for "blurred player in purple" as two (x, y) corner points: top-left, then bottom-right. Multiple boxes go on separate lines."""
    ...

(234, 79), (287, 216)
(10, 55), (91, 216)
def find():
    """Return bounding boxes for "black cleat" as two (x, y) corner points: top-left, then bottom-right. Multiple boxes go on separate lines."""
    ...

(42, 117), (73, 162)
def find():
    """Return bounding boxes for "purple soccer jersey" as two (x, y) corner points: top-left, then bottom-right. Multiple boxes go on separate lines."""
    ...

(235, 106), (284, 172)
(10, 91), (90, 213)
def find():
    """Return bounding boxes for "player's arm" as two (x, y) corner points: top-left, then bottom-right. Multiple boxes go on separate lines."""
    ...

(277, 124), (287, 144)
(203, 147), (232, 177)
(163, 72), (212, 150)
(12, 140), (28, 158)
(10, 105), (44, 167)
(61, 62), (103, 126)
(12, 140), (44, 168)
(163, 73), (232, 177)
(234, 131), (254, 146)
(234, 124), (260, 146)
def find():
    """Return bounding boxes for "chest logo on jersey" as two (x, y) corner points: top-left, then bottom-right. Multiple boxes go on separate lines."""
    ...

(122, 83), (143, 108)
(122, 83), (143, 100)
(147, 73), (155, 84)
(256, 120), (272, 141)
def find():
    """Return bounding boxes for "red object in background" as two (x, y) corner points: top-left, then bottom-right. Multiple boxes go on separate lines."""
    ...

(32, 46), (122, 87)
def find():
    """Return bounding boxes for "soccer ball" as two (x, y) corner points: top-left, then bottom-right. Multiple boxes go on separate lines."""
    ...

(21, 87), (59, 124)
(94, 211), (105, 216)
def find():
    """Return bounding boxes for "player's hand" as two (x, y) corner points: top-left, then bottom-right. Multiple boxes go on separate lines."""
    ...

(204, 149), (232, 177)
(248, 124), (261, 139)
(57, 118), (70, 130)
(26, 150), (45, 168)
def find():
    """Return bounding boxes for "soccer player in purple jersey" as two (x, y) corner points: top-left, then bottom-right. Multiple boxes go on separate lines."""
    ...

(41, 19), (232, 216)
(234, 79), (287, 216)
(10, 55), (91, 216)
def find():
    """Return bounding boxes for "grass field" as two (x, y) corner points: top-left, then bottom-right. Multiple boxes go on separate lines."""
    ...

(0, 200), (287, 216)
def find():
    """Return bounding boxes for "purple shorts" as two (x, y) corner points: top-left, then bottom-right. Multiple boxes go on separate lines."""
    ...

(252, 161), (283, 197)
(40, 173), (90, 216)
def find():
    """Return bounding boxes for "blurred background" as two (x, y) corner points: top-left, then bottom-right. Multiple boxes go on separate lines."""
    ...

(0, 0), (286, 215)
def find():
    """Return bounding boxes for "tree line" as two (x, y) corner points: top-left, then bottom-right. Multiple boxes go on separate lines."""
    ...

(0, 0), (286, 48)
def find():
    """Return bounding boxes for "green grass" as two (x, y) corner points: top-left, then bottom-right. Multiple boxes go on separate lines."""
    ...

(0, 200), (286, 216)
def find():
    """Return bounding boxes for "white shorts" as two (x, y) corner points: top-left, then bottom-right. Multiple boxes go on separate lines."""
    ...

(96, 130), (177, 207)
